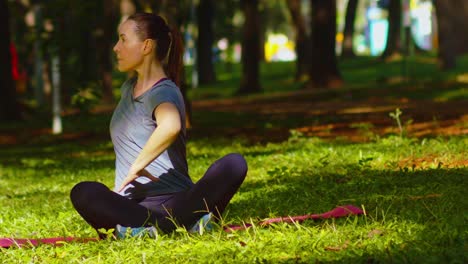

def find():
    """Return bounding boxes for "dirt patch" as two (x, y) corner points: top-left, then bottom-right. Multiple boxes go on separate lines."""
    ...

(191, 90), (467, 143)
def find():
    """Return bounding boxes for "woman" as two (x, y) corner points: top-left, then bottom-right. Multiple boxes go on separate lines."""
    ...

(70, 13), (247, 238)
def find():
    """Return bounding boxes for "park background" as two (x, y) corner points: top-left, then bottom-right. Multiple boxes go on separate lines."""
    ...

(0, 0), (467, 263)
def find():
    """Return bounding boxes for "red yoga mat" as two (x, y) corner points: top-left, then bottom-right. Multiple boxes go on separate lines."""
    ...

(0, 237), (98, 249)
(1, 205), (363, 248)
(224, 204), (363, 231)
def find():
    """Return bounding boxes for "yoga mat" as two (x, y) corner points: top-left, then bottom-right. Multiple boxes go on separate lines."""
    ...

(1, 205), (363, 248)
(0, 237), (98, 249)
(225, 204), (364, 232)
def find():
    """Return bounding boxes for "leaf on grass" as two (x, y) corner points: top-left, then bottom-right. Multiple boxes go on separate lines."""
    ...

(335, 177), (350, 184)
(367, 229), (384, 238)
(279, 255), (302, 262)
(409, 194), (442, 200)
(324, 240), (349, 251)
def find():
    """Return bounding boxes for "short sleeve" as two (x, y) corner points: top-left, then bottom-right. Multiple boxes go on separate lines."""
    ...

(141, 82), (185, 122)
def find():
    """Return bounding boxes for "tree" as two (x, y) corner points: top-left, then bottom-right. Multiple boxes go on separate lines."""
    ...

(286, 0), (309, 80)
(381, 0), (402, 60)
(44, 0), (120, 105)
(96, 0), (119, 102)
(341, 0), (358, 58)
(196, 0), (216, 84)
(0, 0), (20, 120)
(32, 4), (45, 106)
(238, 0), (261, 94)
(43, 0), (102, 103)
(433, 0), (468, 70)
(308, 0), (342, 88)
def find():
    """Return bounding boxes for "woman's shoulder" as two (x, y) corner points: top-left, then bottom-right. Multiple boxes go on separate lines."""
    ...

(154, 78), (178, 90)
(150, 78), (181, 96)
(143, 78), (186, 122)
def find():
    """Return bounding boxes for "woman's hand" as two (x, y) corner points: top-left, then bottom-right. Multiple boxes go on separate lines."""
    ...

(118, 168), (159, 192)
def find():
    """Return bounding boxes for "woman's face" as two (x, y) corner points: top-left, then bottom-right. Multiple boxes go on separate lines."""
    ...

(113, 20), (145, 72)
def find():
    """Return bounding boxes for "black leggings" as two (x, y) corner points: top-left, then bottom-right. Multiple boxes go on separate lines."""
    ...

(70, 153), (247, 235)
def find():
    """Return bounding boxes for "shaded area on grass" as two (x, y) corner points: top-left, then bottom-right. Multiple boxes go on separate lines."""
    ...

(191, 96), (467, 144)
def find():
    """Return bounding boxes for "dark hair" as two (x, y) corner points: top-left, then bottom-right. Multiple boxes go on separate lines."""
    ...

(127, 13), (184, 86)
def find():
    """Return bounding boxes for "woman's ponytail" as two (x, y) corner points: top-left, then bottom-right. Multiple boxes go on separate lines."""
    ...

(166, 26), (184, 87)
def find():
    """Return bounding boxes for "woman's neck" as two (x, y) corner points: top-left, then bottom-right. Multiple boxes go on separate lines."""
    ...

(133, 61), (167, 98)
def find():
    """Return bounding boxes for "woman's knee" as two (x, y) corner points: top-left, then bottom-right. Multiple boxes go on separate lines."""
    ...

(70, 181), (107, 209)
(223, 153), (248, 180)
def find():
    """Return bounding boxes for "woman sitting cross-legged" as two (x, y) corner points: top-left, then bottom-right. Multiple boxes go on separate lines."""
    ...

(70, 12), (247, 238)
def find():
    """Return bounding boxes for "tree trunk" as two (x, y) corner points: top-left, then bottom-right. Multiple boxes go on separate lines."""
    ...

(308, 0), (342, 89)
(196, 0), (216, 84)
(0, 0), (20, 120)
(33, 4), (45, 106)
(238, 0), (261, 94)
(434, 0), (466, 70)
(97, 0), (118, 102)
(286, 0), (309, 80)
(341, 0), (358, 59)
(381, 0), (402, 60)
(453, 3), (468, 55)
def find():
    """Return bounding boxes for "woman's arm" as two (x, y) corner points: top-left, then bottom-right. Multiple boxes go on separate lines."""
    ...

(118, 102), (181, 192)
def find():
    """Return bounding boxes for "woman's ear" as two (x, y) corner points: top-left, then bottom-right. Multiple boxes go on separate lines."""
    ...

(142, 39), (156, 55)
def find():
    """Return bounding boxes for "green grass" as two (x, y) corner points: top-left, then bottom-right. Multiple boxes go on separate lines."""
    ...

(0, 55), (467, 263)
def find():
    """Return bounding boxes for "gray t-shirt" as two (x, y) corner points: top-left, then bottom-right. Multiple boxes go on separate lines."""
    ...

(110, 77), (193, 199)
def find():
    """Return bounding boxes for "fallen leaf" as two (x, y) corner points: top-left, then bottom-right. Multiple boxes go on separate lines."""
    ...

(409, 194), (442, 200)
(367, 229), (384, 238)
(325, 240), (349, 251)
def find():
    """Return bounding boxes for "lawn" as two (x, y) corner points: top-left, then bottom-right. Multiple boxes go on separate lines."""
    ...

(0, 55), (466, 263)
